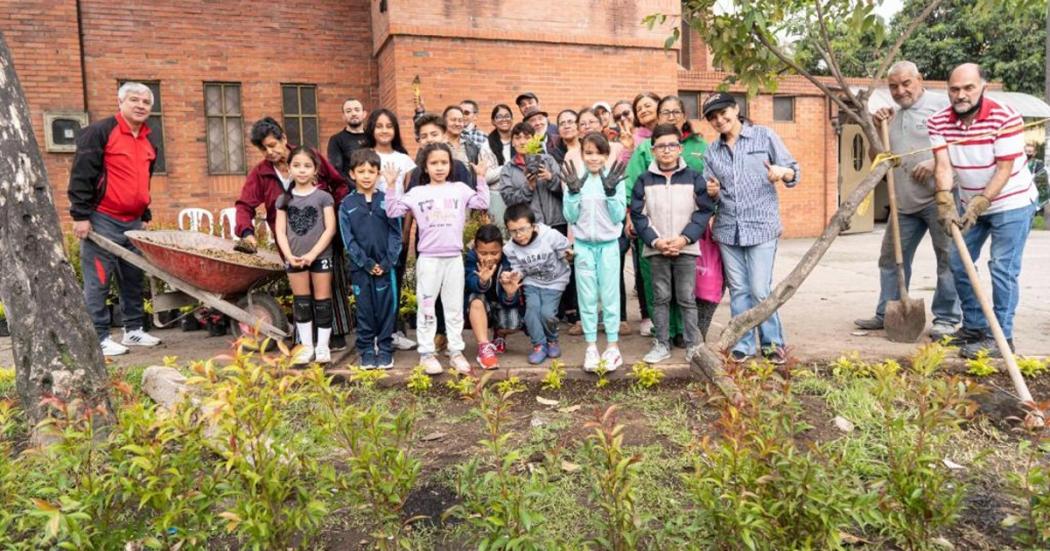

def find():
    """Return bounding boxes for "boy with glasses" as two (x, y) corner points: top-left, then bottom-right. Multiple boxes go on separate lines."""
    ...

(630, 124), (715, 363)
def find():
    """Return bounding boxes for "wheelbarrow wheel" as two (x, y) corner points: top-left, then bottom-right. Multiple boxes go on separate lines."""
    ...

(231, 294), (288, 351)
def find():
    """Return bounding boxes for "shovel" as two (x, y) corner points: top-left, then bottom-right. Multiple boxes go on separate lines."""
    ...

(881, 123), (926, 342)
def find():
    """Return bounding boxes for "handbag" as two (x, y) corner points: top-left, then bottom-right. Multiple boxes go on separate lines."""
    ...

(694, 226), (724, 303)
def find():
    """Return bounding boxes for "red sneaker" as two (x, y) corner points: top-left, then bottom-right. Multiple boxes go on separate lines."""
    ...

(492, 336), (507, 354)
(476, 341), (500, 370)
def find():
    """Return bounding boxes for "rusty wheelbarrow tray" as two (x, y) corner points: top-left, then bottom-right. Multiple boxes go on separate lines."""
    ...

(87, 230), (289, 340)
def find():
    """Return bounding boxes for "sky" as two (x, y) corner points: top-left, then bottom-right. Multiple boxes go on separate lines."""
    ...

(873, 0), (904, 21)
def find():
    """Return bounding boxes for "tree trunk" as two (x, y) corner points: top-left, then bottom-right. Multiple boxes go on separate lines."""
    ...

(689, 159), (891, 400)
(0, 33), (112, 435)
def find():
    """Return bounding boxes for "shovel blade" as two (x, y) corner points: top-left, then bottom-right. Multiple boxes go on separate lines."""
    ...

(884, 298), (926, 343)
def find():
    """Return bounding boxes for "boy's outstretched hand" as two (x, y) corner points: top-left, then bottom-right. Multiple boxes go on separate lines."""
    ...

(499, 270), (523, 295)
(601, 160), (626, 197)
(476, 258), (498, 284)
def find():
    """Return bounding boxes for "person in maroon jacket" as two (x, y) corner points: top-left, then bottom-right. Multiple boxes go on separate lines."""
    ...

(68, 82), (164, 357)
(234, 117), (353, 349)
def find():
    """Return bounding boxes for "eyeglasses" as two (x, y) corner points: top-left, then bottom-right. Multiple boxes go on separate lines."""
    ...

(494, 114), (513, 121)
(558, 119), (578, 127)
(614, 112), (632, 121)
(659, 109), (684, 118)
(507, 225), (534, 236)
(652, 143), (682, 152)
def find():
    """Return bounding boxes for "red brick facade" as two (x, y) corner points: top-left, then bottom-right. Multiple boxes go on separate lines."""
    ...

(4, 0), (848, 238)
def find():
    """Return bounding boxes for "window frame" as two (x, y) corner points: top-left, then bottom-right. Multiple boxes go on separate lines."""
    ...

(281, 83), (320, 149)
(117, 79), (167, 174)
(203, 82), (246, 175)
(680, 91), (750, 120)
(773, 95), (796, 122)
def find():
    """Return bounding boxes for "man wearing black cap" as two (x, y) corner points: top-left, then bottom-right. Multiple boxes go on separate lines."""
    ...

(516, 92), (559, 141)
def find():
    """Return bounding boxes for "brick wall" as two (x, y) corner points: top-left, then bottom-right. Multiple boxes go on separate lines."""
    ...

(1, 0), (84, 205)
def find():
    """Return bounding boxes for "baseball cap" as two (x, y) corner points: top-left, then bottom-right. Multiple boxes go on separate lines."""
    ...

(515, 92), (539, 107)
(702, 92), (737, 118)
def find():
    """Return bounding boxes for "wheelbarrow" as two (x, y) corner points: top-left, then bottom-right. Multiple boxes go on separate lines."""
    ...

(87, 230), (289, 341)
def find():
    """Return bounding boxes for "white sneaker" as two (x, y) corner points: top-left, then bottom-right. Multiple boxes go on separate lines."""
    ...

(101, 337), (129, 357)
(638, 319), (654, 337)
(392, 331), (417, 350)
(601, 347), (623, 372)
(314, 346), (331, 364)
(376, 357), (394, 370)
(122, 328), (161, 347)
(583, 346), (601, 372)
(421, 354), (443, 375)
(449, 353), (472, 374)
(292, 344), (314, 365)
(358, 362), (377, 371)
(643, 342), (671, 364)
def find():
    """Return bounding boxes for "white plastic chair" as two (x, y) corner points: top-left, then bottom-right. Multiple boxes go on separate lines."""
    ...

(219, 207), (238, 239)
(178, 208), (214, 233)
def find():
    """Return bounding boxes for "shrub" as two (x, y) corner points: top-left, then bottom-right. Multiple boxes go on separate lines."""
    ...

(581, 406), (648, 550)
(542, 360), (566, 391)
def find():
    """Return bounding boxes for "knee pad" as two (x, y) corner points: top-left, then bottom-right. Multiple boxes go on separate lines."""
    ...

(314, 298), (333, 328)
(293, 295), (313, 323)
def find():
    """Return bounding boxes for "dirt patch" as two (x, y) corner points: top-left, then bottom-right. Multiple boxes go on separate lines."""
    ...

(402, 482), (460, 527)
(167, 244), (283, 270)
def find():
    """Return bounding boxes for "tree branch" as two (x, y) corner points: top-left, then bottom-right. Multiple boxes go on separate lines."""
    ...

(866, 0), (946, 96)
(814, 0), (861, 110)
(716, 161), (892, 351)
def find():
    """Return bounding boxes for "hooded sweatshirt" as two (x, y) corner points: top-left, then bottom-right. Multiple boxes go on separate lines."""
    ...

(562, 169), (626, 243)
(502, 223), (572, 291)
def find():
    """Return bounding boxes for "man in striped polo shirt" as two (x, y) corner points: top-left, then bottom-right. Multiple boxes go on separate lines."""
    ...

(930, 63), (1039, 359)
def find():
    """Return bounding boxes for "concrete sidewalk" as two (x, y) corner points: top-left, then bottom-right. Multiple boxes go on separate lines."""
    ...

(2, 225), (1047, 373)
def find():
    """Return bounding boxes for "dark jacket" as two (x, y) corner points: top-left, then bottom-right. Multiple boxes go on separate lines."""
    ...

(338, 190), (402, 274)
(327, 129), (368, 177)
(68, 115), (161, 222)
(630, 159), (716, 257)
(499, 153), (564, 226)
(234, 148), (348, 238)
(464, 249), (523, 308)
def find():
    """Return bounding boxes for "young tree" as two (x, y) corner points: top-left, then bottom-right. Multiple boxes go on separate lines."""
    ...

(649, 0), (1030, 400)
(0, 33), (112, 435)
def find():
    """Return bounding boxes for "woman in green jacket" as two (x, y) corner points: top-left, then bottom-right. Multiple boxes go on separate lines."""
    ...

(625, 95), (707, 346)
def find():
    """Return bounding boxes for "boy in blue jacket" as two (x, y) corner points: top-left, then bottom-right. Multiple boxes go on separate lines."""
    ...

(339, 149), (402, 369)
(466, 224), (524, 370)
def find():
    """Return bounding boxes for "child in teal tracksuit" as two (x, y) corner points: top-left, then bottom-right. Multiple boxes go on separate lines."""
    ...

(561, 132), (627, 373)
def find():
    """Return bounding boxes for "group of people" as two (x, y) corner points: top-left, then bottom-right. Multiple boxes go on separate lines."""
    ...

(853, 61), (1038, 360)
(69, 58), (1035, 372)
(228, 88), (800, 374)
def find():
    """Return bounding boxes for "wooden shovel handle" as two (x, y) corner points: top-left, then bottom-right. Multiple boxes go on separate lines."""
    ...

(949, 225), (1035, 406)
(880, 122), (908, 299)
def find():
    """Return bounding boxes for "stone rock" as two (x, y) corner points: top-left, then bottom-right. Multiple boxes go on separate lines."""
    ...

(141, 366), (189, 410)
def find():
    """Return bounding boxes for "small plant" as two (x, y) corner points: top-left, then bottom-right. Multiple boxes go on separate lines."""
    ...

(406, 365), (433, 394)
(541, 360), (566, 391)
(595, 362), (610, 389)
(448, 386), (546, 549)
(913, 342), (951, 374)
(349, 366), (389, 389)
(1017, 356), (1049, 377)
(965, 349), (998, 377)
(522, 133), (545, 156)
(399, 288), (418, 320)
(445, 371), (478, 399)
(496, 375), (526, 395)
(830, 351), (872, 378)
(581, 406), (647, 550)
(630, 361), (664, 389)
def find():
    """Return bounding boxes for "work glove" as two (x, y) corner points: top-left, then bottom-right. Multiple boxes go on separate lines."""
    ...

(959, 195), (991, 233)
(560, 160), (584, 194)
(934, 190), (959, 235)
(601, 160), (627, 197)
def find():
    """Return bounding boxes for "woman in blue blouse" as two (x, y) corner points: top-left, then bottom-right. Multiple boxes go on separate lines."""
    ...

(701, 93), (799, 364)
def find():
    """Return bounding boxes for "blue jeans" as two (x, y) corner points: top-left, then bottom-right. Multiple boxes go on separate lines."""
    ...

(949, 203), (1035, 339)
(719, 239), (784, 355)
(875, 204), (961, 324)
(524, 285), (563, 346)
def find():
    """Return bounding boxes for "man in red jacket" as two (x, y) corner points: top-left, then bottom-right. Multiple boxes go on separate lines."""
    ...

(69, 82), (163, 357)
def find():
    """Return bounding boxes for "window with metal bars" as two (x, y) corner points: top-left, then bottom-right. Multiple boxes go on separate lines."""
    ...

(204, 82), (246, 174)
(281, 84), (319, 149)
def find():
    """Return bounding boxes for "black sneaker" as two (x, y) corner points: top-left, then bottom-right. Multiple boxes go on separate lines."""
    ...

(730, 350), (752, 363)
(673, 334), (687, 349)
(330, 334), (347, 352)
(853, 317), (884, 330)
(960, 337), (1014, 359)
(943, 327), (985, 347)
